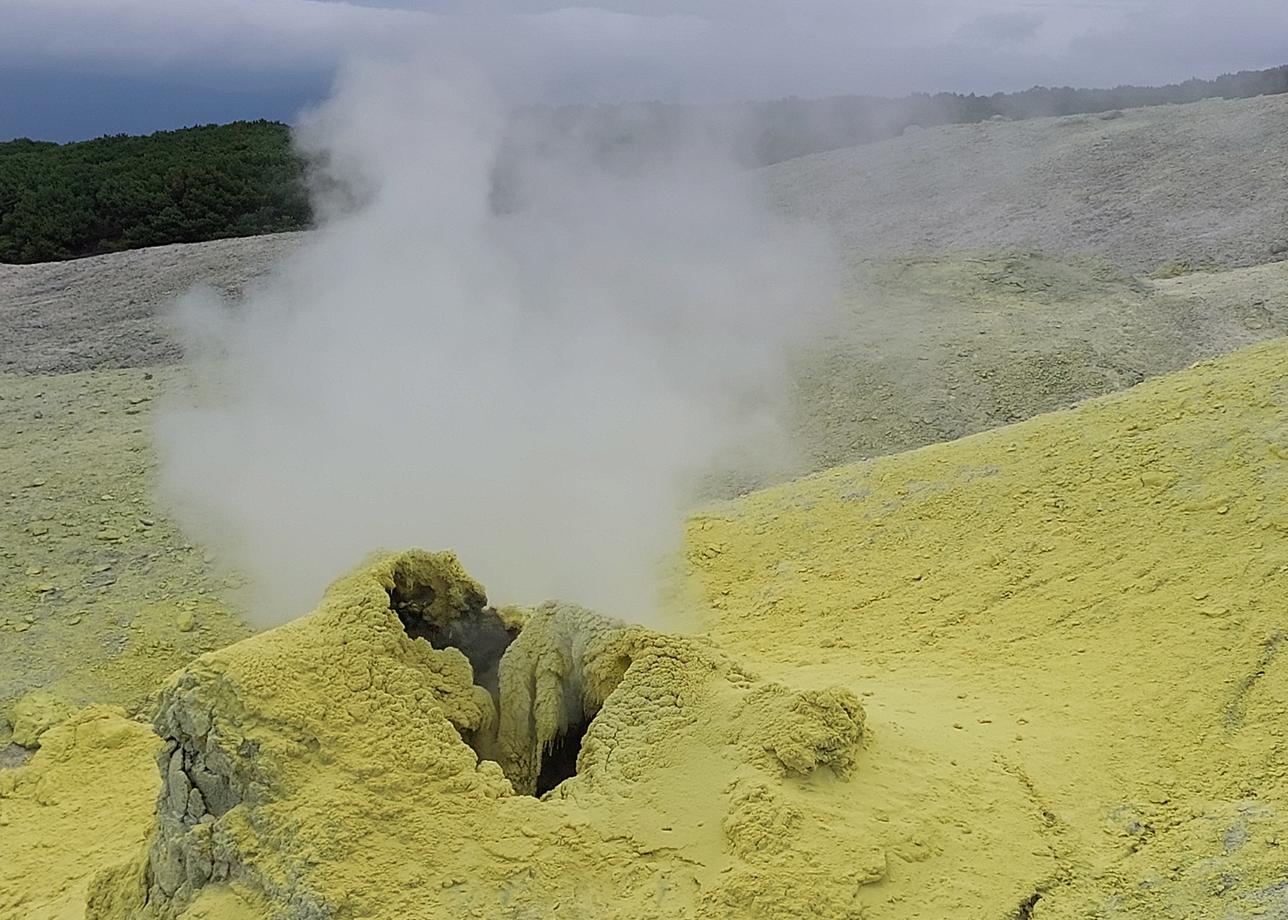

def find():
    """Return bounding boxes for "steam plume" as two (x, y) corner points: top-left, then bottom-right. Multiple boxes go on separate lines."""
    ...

(157, 57), (840, 623)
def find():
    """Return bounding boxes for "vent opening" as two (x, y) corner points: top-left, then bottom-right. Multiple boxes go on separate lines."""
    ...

(389, 578), (623, 801)
(390, 581), (518, 698)
(535, 712), (596, 796)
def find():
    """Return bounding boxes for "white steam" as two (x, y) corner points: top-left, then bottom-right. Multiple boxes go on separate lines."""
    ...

(157, 59), (840, 624)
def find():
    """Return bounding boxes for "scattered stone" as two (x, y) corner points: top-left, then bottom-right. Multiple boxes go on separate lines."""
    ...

(7, 694), (76, 748)
(176, 611), (196, 633)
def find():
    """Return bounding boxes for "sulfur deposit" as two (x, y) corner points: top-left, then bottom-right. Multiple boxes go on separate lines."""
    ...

(78, 550), (866, 919)
(688, 337), (1288, 918)
(0, 708), (161, 918)
(4, 336), (1288, 920)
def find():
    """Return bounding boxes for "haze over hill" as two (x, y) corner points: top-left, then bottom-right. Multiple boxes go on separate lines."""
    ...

(3, 89), (1288, 640)
(3, 65), (1285, 265)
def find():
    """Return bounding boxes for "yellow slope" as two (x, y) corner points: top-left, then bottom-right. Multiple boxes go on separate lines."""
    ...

(685, 337), (1288, 917)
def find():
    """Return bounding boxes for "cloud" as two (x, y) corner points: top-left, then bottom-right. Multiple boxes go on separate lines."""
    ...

(1066, 0), (1288, 86)
(956, 12), (1045, 46)
(3, 0), (1285, 138)
(1, 0), (421, 73)
(7, 0), (1286, 95)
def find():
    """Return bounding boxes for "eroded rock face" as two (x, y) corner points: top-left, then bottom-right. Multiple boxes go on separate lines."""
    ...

(100, 550), (867, 919)
(135, 551), (509, 917)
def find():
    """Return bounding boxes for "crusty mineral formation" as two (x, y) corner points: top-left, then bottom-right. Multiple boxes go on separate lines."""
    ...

(91, 549), (866, 919)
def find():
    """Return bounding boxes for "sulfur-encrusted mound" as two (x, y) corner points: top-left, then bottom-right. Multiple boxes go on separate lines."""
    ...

(92, 549), (870, 919)
(739, 684), (866, 777)
(137, 551), (512, 915)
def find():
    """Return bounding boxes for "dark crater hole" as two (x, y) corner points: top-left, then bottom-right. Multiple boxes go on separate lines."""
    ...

(536, 712), (596, 797)
(388, 576), (600, 798)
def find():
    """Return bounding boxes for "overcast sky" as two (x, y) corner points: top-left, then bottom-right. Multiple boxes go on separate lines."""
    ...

(3, 0), (1286, 141)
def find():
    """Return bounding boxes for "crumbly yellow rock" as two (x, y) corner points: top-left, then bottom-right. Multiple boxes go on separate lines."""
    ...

(6, 691), (77, 749)
(0, 707), (161, 920)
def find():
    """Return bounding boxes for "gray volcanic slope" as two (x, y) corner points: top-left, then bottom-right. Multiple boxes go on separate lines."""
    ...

(3, 93), (1288, 375)
(0, 233), (305, 374)
(761, 93), (1288, 273)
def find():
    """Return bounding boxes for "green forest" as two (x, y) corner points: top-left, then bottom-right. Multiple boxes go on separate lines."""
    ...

(0, 121), (310, 264)
(2, 66), (1285, 264)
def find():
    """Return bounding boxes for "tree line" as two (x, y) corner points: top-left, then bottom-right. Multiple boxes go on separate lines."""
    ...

(0, 120), (310, 263)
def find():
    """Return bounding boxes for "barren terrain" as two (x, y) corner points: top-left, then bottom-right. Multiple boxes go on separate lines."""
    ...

(1, 94), (1287, 920)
